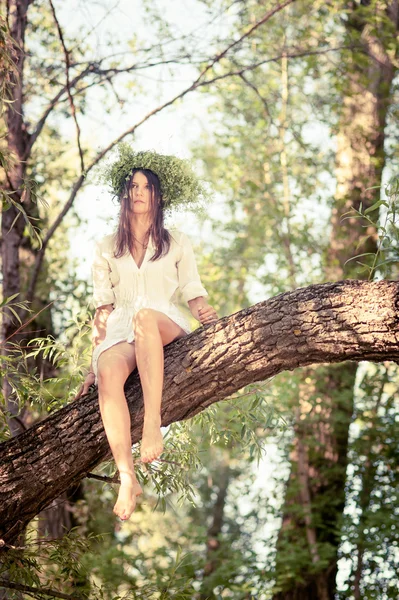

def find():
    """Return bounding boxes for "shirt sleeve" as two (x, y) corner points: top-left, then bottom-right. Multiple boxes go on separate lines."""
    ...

(91, 239), (115, 309)
(176, 232), (208, 303)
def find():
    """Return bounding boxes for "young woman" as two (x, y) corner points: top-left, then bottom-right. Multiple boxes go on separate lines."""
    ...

(76, 149), (218, 521)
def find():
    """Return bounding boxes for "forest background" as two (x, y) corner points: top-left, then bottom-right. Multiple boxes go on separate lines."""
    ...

(1, 0), (399, 599)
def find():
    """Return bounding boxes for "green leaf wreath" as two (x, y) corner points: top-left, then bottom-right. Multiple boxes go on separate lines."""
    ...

(97, 142), (209, 213)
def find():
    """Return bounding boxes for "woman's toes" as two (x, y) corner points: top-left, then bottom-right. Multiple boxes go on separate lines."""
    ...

(113, 483), (138, 520)
(141, 450), (151, 464)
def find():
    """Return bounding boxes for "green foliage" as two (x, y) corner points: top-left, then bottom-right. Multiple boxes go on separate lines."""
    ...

(0, 14), (19, 116)
(0, 304), (94, 441)
(189, 0), (399, 596)
(0, 176), (44, 248)
(342, 175), (399, 279)
(337, 363), (399, 599)
(188, 383), (288, 463)
(0, 527), (97, 599)
(96, 143), (210, 215)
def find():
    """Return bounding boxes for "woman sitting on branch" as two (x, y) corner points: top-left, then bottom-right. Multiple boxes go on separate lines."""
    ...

(76, 145), (218, 521)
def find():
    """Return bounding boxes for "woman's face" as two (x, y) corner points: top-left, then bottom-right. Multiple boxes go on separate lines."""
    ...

(129, 171), (152, 214)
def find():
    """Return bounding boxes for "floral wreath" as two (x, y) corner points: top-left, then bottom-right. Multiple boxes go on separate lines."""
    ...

(98, 142), (208, 212)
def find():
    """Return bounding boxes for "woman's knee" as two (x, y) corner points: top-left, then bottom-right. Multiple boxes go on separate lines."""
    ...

(97, 362), (126, 391)
(97, 354), (135, 391)
(97, 343), (136, 388)
(133, 308), (157, 336)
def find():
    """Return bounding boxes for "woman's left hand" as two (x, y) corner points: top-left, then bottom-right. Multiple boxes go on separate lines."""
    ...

(196, 303), (218, 325)
(74, 372), (96, 400)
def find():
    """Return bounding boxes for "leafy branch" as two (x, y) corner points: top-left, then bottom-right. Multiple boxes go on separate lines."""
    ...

(342, 174), (399, 279)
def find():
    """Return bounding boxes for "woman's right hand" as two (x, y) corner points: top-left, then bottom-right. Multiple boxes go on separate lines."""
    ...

(75, 372), (96, 400)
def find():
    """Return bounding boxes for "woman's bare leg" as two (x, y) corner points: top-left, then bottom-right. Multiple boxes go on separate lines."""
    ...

(97, 342), (142, 520)
(133, 309), (186, 463)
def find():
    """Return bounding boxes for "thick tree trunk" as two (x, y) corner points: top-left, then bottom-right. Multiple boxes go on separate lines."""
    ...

(327, 12), (396, 281)
(1, 0), (33, 438)
(37, 483), (85, 539)
(0, 279), (398, 546)
(273, 3), (398, 598)
(1, 7), (33, 596)
(2, 0), (79, 546)
(273, 362), (356, 600)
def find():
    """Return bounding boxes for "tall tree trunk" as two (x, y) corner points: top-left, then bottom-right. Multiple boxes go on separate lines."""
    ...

(1, 0), (86, 567)
(0, 5), (32, 596)
(200, 464), (231, 599)
(273, 3), (398, 598)
(351, 369), (387, 599)
(1, 0), (32, 437)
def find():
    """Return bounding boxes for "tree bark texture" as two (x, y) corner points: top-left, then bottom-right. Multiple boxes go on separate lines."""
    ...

(326, 1), (398, 281)
(2, 0), (33, 439)
(1, 279), (398, 546)
(2, 0), (72, 545)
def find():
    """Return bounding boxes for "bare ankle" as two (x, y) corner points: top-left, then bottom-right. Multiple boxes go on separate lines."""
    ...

(143, 414), (162, 426)
(119, 470), (137, 485)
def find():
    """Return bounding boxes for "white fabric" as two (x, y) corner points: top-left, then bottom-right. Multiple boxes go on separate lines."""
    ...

(91, 229), (208, 382)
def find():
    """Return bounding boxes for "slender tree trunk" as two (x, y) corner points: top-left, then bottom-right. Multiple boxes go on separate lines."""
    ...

(352, 370), (387, 599)
(200, 464), (231, 599)
(273, 3), (398, 598)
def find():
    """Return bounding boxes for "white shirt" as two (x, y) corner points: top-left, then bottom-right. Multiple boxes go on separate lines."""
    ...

(91, 229), (208, 379)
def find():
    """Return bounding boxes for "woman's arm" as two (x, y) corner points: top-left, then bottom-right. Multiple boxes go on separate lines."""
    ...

(89, 304), (114, 372)
(89, 237), (116, 373)
(176, 232), (218, 325)
(75, 239), (115, 398)
(75, 304), (113, 399)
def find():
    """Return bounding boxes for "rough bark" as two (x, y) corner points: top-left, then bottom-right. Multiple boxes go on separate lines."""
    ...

(1, 0), (34, 439)
(326, 5), (397, 281)
(2, 1), (79, 553)
(274, 361), (356, 600)
(0, 279), (398, 546)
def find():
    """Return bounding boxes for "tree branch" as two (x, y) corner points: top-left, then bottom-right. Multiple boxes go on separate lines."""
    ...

(2, 279), (399, 545)
(24, 65), (93, 160)
(0, 579), (82, 600)
(25, 1), (297, 303)
(26, 38), (349, 304)
(190, 0), (297, 87)
(48, 0), (85, 173)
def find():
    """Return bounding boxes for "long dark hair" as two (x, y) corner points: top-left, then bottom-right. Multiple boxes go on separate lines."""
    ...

(114, 168), (171, 260)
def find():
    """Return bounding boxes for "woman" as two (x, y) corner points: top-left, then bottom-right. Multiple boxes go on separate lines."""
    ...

(76, 147), (218, 521)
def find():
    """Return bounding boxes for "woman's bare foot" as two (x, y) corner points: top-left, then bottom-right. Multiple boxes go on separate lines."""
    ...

(141, 417), (164, 463)
(113, 471), (143, 521)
